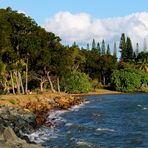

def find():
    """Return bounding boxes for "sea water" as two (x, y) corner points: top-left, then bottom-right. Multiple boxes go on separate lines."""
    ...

(27, 93), (148, 148)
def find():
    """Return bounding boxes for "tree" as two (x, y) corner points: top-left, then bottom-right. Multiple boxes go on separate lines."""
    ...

(136, 52), (148, 72)
(126, 37), (133, 60)
(135, 43), (139, 57)
(119, 33), (126, 61)
(106, 44), (111, 55)
(143, 38), (147, 52)
(101, 39), (106, 55)
(113, 42), (117, 58)
(92, 39), (96, 50)
(111, 69), (148, 92)
(86, 43), (90, 50)
(63, 71), (91, 93)
(97, 42), (101, 55)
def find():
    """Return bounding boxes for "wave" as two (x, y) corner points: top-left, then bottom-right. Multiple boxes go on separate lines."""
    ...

(96, 128), (115, 132)
(76, 141), (93, 147)
(137, 104), (147, 110)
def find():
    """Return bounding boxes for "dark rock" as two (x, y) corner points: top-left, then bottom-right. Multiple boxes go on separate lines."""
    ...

(0, 106), (36, 135)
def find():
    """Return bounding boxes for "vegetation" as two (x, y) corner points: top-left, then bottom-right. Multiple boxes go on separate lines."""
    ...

(62, 71), (91, 93)
(111, 69), (148, 92)
(0, 7), (147, 94)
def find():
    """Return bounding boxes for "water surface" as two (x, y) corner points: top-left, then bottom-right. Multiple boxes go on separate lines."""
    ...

(28, 93), (148, 148)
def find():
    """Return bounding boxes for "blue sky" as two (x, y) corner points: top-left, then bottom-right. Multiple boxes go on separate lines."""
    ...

(0, 0), (148, 25)
(0, 0), (148, 50)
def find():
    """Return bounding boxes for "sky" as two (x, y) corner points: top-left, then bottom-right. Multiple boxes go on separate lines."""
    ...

(0, 0), (148, 50)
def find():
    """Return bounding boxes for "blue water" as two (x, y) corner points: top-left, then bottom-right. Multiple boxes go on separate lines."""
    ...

(29, 94), (148, 148)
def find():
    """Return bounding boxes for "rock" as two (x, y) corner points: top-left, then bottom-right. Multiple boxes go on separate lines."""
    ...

(0, 106), (36, 135)
(3, 127), (25, 143)
(0, 127), (44, 148)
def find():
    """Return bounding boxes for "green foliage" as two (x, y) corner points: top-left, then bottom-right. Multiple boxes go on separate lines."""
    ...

(0, 7), (147, 94)
(111, 69), (148, 92)
(63, 71), (91, 93)
(91, 79), (103, 90)
(126, 37), (133, 60)
(119, 33), (126, 61)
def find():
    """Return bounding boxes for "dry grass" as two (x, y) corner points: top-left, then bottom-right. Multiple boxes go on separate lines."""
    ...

(0, 89), (120, 107)
(0, 92), (66, 107)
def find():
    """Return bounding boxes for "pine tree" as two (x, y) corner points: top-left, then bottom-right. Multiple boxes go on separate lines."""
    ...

(92, 39), (96, 50)
(107, 44), (111, 55)
(144, 38), (147, 52)
(101, 39), (106, 55)
(126, 37), (133, 60)
(113, 42), (117, 58)
(87, 43), (90, 50)
(97, 42), (101, 55)
(119, 33), (126, 61)
(135, 43), (139, 57)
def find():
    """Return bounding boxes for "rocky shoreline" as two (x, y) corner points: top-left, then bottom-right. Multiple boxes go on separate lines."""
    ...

(0, 93), (83, 148)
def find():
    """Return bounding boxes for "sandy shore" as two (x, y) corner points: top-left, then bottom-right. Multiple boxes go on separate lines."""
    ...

(72, 89), (121, 96)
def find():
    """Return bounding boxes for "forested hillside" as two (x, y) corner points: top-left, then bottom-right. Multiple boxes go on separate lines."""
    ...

(0, 8), (148, 94)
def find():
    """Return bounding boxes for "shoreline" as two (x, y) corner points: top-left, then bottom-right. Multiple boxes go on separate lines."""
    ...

(0, 89), (147, 147)
(0, 92), (83, 147)
(72, 89), (122, 97)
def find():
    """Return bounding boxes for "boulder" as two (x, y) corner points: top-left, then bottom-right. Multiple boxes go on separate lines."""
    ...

(0, 106), (36, 135)
(0, 127), (44, 148)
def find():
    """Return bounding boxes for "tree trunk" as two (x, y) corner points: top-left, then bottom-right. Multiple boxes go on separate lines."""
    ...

(57, 76), (60, 92)
(10, 71), (15, 94)
(40, 81), (44, 92)
(18, 72), (25, 94)
(46, 72), (56, 93)
(14, 71), (20, 94)
(103, 75), (106, 85)
(40, 79), (47, 92)
(25, 58), (28, 94)
(4, 77), (9, 94)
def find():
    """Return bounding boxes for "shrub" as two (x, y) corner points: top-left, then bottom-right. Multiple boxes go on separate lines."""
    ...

(91, 79), (103, 90)
(111, 69), (148, 92)
(63, 71), (91, 93)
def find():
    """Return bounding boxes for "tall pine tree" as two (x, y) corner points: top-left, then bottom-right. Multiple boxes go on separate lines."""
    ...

(119, 33), (126, 61)
(135, 43), (139, 57)
(92, 39), (96, 50)
(126, 37), (133, 60)
(107, 44), (111, 55)
(113, 42), (117, 58)
(143, 38), (147, 52)
(97, 42), (101, 55)
(101, 39), (106, 55)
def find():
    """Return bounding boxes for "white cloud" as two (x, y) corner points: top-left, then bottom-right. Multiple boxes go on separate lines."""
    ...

(18, 10), (28, 17)
(43, 11), (148, 49)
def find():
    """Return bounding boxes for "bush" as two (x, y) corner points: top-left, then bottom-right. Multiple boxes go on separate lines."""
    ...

(91, 79), (103, 90)
(111, 69), (148, 92)
(63, 71), (91, 93)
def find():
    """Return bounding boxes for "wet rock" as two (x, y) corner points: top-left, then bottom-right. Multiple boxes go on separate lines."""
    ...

(0, 127), (44, 148)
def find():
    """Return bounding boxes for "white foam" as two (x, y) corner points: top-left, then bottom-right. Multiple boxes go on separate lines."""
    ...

(137, 104), (142, 107)
(76, 141), (92, 147)
(25, 127), (59, 143)
(65, 123), (73, 126)
(96, 128), (115, 132)
(143, 107), (147, 110)
(137, 104), (147, 110)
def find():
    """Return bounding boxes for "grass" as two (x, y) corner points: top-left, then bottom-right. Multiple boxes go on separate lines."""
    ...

(8, 99), (16, 105)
